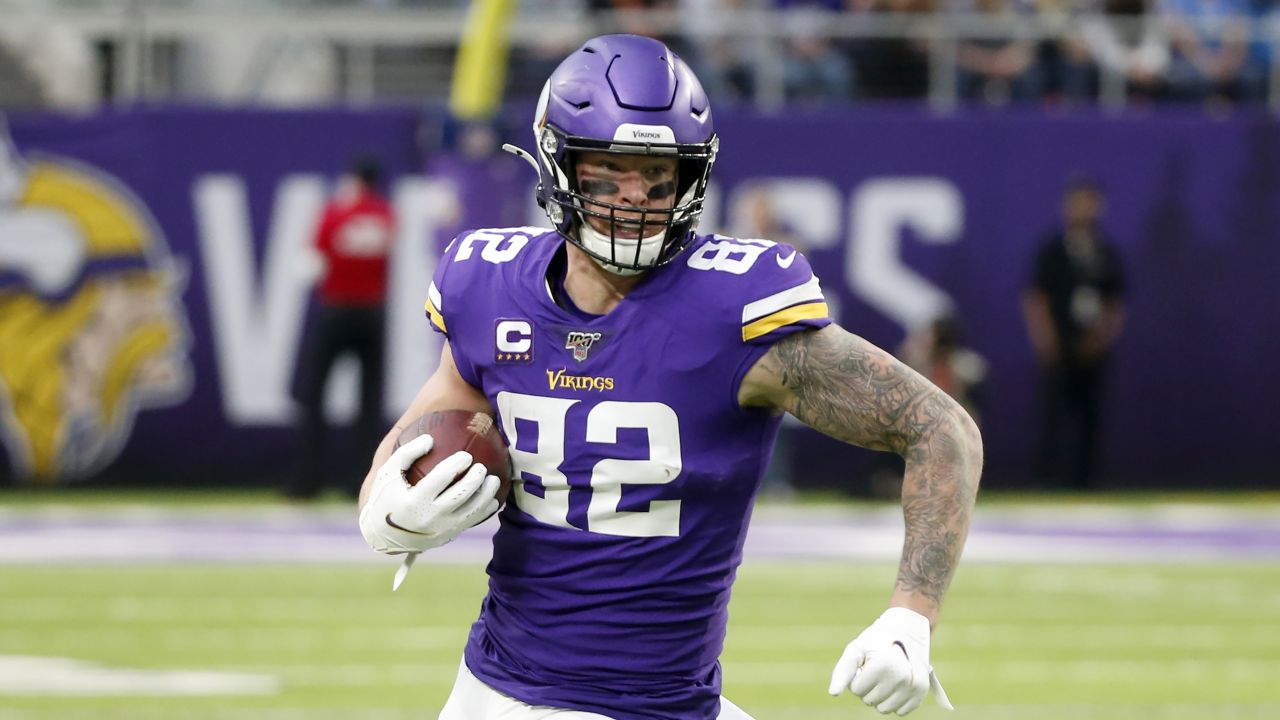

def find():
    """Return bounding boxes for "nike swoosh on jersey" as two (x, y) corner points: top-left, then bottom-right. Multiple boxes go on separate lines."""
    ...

(776, 249), (797, 268)
(385, 513), (431, 536)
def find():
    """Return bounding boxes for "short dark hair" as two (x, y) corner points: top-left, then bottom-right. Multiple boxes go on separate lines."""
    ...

(1064, 173), (1103, 197)
(352, 156), (382, 189)
(931, 314), (962, 351)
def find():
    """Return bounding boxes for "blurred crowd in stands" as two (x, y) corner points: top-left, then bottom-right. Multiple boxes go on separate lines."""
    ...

(510, 0), (1280, 108)
(3, 0), (1279, 109)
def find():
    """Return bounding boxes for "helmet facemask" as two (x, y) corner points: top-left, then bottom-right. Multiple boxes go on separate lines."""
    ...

(535, 123), (717, 276)
(500, 35), (719, 276)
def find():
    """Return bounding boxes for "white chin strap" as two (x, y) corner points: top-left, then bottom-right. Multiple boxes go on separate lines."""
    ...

(577, 221), (666, 277)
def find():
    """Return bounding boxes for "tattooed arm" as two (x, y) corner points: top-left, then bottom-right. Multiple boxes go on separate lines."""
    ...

(740, 324), (982, 625)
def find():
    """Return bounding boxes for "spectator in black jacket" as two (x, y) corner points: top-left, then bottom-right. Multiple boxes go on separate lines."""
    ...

(1022, 176), (1126, 490)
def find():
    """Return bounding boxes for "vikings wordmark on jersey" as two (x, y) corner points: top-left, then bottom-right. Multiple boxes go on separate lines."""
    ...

(0, 129), (192, 483)
(425, 226), (829, 720)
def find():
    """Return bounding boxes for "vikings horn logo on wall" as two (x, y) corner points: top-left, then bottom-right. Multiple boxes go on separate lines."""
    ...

(0, 122), (192, 484)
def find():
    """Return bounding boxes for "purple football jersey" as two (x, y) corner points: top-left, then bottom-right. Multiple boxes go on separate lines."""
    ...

(425, 228), (830, 719)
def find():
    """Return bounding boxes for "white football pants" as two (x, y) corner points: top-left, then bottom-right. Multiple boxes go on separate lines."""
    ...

(439, 660), (757, 720)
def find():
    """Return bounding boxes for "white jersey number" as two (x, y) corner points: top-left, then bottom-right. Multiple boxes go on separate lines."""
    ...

(686, 236), (774, 275)
(454, 230), (531, 264)
(495, 392), (682, 538)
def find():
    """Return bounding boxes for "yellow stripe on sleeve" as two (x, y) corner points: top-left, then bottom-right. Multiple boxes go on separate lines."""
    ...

(741, 302), (828, 342)
(425, 298), (447, 333)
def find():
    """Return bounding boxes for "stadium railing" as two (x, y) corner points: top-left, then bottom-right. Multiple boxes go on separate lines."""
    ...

(1, 4), (1278, 113)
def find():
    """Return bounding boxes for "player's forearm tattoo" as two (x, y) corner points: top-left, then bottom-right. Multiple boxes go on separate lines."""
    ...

(763, 326), (982, 609)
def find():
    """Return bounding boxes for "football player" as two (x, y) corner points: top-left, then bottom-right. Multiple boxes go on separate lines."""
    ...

(358, 34), (981, 720)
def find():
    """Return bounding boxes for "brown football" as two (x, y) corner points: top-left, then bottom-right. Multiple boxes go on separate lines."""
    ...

(394, 410), (513, 503)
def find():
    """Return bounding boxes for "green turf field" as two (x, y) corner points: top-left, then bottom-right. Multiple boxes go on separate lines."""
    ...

(2, 558), (1278, 720)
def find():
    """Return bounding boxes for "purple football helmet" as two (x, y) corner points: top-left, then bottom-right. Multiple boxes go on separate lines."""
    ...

(511, 34), (718, 275)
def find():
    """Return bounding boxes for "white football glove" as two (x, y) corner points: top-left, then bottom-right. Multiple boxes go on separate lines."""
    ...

(358, 434), (501, 555)
(828, 607), (954, 716)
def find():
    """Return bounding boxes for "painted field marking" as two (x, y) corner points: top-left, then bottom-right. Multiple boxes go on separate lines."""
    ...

(0, 655), (279, 696)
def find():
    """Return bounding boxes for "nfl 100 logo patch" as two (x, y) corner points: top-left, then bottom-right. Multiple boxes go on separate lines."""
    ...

(495, 319), (534, 364)
(565, 330), (603, 362)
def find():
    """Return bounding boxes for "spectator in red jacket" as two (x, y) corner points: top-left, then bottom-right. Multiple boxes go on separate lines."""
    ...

(288, 157), (395, 500)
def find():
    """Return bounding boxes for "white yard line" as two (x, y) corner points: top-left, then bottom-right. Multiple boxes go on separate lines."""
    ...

(0, 502), (1276, 564)
(0, 655), (278, 696)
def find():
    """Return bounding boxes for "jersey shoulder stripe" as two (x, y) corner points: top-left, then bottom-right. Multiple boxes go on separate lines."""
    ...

(740, 274), (827, 341)
(741, 274), (823, 323)
(742, 301), (828, 341)
(425, 281), (446, 334)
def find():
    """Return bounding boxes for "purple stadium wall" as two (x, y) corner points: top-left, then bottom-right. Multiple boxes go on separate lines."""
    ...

(2, 108), (1277, 489)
